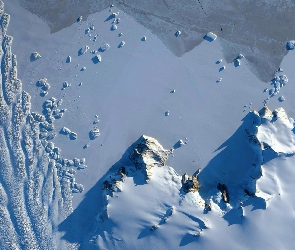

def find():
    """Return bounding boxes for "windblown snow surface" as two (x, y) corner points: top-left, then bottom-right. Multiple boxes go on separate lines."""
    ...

(2, 0), (295, 249)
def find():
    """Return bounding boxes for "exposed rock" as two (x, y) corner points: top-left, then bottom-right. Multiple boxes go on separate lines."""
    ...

(181, 172), (200, 193)
(102, 167), (127, 192)
(217, 183), (229, 203)
(129, 135), (170, 180)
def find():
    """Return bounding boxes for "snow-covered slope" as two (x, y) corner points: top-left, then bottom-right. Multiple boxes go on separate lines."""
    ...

(80, 109), (295, 249)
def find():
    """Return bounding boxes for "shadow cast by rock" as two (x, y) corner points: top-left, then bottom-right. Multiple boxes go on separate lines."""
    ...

(223, 207), (244, 226)
(179, 232), (201, 247)
(91, 56), (100, 64)
(58, 138), (142, 247)
(196, 112), (270, 225)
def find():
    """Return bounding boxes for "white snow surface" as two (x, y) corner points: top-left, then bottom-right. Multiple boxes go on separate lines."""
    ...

(2, 0), (295, 249)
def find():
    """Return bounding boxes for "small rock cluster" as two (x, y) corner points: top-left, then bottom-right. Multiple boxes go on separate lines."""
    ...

(89, 128), (100, 140)
(31, 51), (41, 61)
(36, 78), (50, 97)
(60, 126), (77, 140)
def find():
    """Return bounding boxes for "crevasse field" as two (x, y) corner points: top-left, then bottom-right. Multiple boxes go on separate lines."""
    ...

(1, 0), (295, 249)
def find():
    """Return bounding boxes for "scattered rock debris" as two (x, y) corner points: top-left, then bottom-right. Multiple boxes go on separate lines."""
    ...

(111, 24), (118, 30)
(286, 40), (295, 50)
(36, 78), (50, 97)
(112, 12), (119, 18)
(96, 54), (102, 62)
(31, 52), (41, 61)
(79, 45), (89, 55)
(234, 59), (241, 67)
(118, 32), (123, 37)
(203, 32), (217, 42)
(265, 74), (288, 102)
(150, 224), (159, 231)
(100, 43), (110, 52)
(216, 78), (222, 83)
(118, 41), (125, 48)
(62, 81), (71, 90)
(175, 30), (181, 37)
(174, 139), (185, 149)
(60, 127), (77, 140)
(237, 54), (244, 59)
(66, 56), (71, 63)
(219, 66), (226, 72)
(279, 96), (285, 102)
(89, 128), (100, 140)
(70, 132), (78, 140)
